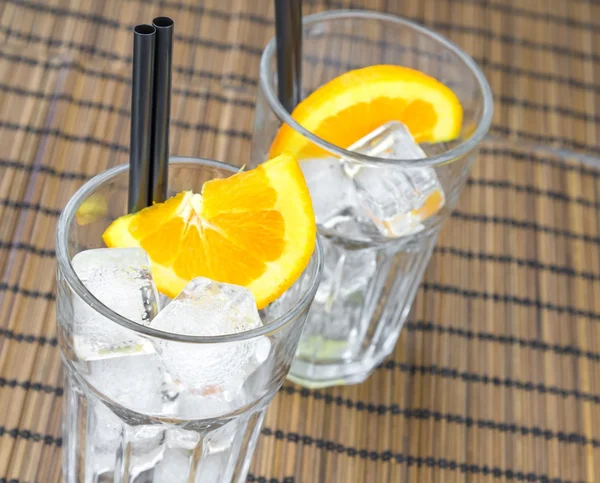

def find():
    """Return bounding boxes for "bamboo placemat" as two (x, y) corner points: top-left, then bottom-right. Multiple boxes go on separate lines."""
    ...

(0, 0), (599, 482)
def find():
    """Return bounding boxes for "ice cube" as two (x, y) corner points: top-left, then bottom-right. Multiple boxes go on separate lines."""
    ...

(158, 293), (172, 310)
(345, 121), (445, 237)
(72, 248), (159, 360)
(156, 428), (234, 482)
(150, 278), (270, 402)
(175, 390), (236, 419)
(297, 239), (377, 360)
(300, 157), (359, 229)
(87, 400), (122, 477)
(314, 239), (377, 308)
(154, 447), (190, 482)
(87, 353), (168, 413)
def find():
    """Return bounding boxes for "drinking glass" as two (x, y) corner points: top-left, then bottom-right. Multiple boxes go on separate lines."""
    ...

(251, 10), (493, 388)
(56, 157), (323, 482)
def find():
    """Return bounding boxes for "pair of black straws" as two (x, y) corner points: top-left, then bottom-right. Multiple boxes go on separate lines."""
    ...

(127, 4), (303, 212)
(129, 17), (174, 213)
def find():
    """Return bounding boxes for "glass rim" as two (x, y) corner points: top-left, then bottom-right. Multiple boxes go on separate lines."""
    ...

(259, 9), (494, 168)
(55, 156), (324, 344)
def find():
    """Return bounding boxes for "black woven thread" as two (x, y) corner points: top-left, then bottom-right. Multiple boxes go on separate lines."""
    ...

(2, 313), (599, 365)
(2, 147), (597, 189)
(9, 0), (122, 28)
(0, 198), (62, 217)
(1, 14), (600, 107)
(0, 240), (55, 257)
(2, 29), (599, 98)
(490, 126), (600, 155)
(496, 95), (600, 124)
(279, 385), (600, 447)
(479, 147), (600, 178)
(0, 49), (253, 88)
(1, 55), (596, 125)
(3, 194), (600, 254)
(259, 427), (574, 482)
(0, 312), (600, 362)
(4, 170), (600, 217)
(0, 425), (61, 446)
(0, 283), (56, 300)
(466, 178), (600, 210)
(2, 153), (599, 208)
(304, 0), (600, 30)
(478, 56), (600, 94)
(0, 121), (251, 152)
(8, 370), (595, 451)
(7, 351), (600, 403)
(0, 82), (254, 114)
(12, 0), (600, 32)
(247, 475), (295, 483)
(0, 24), (261, 70)
(0, 82), (130, 116)
(452, 0), (600, 30)
(0, 48), (600, 159)
(2, 365), (597, 451)
(4, 279), (600, 322)
(405, 320), (600, 362)
(0, 378), (62, 396)
(3, 312), (600, 365)
(421, 281), (600, 320)
(450, 211), (600, 245)
(3, 369), (598, 453)
(7, 0), (600, 63)
(0, 157), (88, 181)
(380, 362), (600, 403)
(3, 239), (600, 284)
(1, 126), (599, 190)
(3, 198), (600, 255)
(0, 134), (597, 209)
(435, 246), (600, 282)
(0, 327), (57, 346)
(2, 76), (599, 129)
(1, 415), (580, 481)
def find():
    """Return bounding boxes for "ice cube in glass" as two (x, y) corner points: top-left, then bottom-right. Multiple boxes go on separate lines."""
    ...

(345, 121), (445, 237)
(71, 248), (159, 360)
(299, 156), (358, 230)
(150, 277), (270, 402)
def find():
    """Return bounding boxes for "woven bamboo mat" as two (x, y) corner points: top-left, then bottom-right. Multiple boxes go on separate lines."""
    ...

(0, 0), (599, 482)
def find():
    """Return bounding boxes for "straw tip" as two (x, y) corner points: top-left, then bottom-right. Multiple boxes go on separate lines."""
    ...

(134, 24), (156, 35)
(153, 17), (174, 28)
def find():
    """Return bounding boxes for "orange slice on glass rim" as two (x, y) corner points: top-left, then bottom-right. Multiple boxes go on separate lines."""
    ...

(269, 65), (463, 159)
(102, 154), (316, 309)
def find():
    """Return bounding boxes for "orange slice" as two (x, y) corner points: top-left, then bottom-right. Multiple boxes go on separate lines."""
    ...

(76, 193), (108, 226)
(269, 65), (463, 159)
(102, 154), (316, 309)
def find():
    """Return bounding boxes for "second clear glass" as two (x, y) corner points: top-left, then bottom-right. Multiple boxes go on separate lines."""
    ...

(250, 10), (494, 388)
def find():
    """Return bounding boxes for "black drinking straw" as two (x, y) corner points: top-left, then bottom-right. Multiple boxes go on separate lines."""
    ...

(291, 0), (302, 105)
(274, 0), (302, 113)
(129, 24), (156, 213)
(150, 17), (174, 204)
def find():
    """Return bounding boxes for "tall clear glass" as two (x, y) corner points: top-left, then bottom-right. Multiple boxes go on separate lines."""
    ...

(251, 11), (493, 388)
(56, 158), (323, 482)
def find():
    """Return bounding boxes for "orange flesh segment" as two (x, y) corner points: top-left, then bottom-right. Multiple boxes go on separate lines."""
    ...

(102, 154), (316, 309)
(412, 189), (444, 220)
(269, 65), (463, 159)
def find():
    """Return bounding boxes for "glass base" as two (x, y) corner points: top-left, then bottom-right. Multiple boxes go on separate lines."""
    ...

(287, 231), (439, 390)
(62, 368), (267, 483)
(287, 347), (393, 389)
